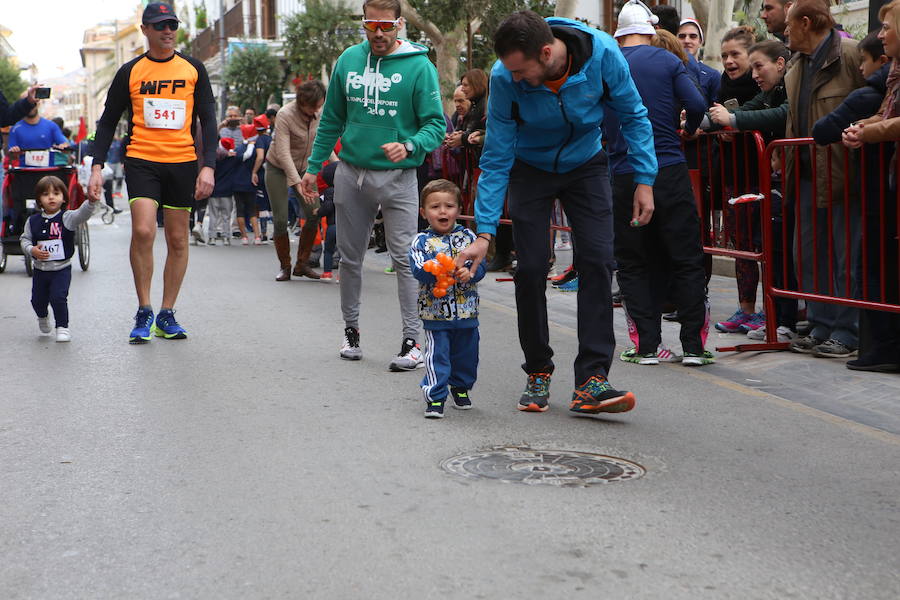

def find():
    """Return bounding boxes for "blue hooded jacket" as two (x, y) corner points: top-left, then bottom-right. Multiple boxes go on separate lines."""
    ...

(475, 18), (657, 235)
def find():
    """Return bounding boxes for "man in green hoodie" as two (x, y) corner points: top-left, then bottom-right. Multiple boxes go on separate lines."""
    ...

(300, 0), (446, 371)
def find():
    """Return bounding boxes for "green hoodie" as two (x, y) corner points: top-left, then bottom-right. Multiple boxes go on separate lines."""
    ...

(306, 39), (445, 175)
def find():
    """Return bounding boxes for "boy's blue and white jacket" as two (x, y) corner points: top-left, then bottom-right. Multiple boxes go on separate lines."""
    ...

(409, 224), (487, 330)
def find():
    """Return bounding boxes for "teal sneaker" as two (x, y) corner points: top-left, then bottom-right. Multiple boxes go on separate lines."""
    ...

(518, 372), (552, 412)
(152, 309), (187, 340)
(129, 307), (154, 344)
(569, 375), (635, 415)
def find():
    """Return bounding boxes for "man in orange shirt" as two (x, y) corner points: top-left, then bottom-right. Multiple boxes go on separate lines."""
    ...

(88, 2), (216, 344)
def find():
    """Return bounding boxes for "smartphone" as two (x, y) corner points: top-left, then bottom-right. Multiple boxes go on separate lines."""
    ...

(723, 98), (739, 111)
(35, 87), (51, 99)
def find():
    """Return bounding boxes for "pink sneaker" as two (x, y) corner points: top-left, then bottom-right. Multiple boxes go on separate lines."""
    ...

(253, 237), (263, 245)
(715, 309), (752, 333)
(241, 237), (249, 245)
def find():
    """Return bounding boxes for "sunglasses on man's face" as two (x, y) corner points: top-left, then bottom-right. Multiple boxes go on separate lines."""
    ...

(151, 20), (179, 32)
(678, 32), (699, 40)
(362, 19), (400, 32)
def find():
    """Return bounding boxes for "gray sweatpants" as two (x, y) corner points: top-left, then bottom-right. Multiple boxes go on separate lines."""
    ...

(334, 161), (419, 341)
(208, 196), (234, 237)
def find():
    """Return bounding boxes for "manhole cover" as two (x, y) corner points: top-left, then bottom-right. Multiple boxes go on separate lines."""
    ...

(441, 446), (645, 487)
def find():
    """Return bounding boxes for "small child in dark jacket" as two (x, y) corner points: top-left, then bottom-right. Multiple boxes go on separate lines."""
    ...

(20, 175), (98, 342)
(408, 179), (486, 418)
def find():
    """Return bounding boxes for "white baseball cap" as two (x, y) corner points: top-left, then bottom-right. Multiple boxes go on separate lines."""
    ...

(614, 0), (659, 38)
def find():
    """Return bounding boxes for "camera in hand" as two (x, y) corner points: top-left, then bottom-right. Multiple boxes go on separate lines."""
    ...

(35, 87), (51, 99)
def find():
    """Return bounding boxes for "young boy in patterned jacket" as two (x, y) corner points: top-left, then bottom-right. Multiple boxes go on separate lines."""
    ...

(408, 179), (486, 418)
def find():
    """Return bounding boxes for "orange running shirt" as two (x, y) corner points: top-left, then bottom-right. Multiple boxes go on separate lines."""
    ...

(92, 51), (216, 167)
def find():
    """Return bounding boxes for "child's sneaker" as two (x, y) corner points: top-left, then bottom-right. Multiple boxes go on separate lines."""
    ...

(715, 309), (753, 333)
(152, 309), (188, 340)
(129, 307), (154, 344)
(38, 316), (52, 334)
(340, 326), (362, 360)
(656, 344), (682, 362)
(739, 311), (765, 332)
(207, 237), (216, 246)
(620, 348), (659, 365)
(683, 351), (715, 366)
(450, 387), (472, 410)
(424, 399), (445, 419)
(569, 375), (635, 414)
(55, 327), (71, 343)
(557, 276), (578, 292)
(321, 271), (334, 281)
(517, 372), (551, 412)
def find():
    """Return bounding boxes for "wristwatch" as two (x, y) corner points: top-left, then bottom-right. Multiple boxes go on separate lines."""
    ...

(403, 141), (415, 154)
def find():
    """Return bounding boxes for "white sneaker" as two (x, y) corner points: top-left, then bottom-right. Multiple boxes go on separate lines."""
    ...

(56, 327), (71, 342)
(747, 325), (797, 342)
(38, 316), (52, 334)
(340, 326), (362, 360)
(191, 223), (206, 244)
(389, 338), (424, 371)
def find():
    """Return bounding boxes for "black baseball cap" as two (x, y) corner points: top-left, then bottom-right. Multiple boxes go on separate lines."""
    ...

(142, 2), (180, 24)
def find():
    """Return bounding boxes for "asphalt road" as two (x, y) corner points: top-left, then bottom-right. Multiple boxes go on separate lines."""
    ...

(1, 213), (898, 599)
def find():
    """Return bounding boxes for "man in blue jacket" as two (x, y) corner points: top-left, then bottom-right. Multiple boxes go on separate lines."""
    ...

(459, 10), (657, 416)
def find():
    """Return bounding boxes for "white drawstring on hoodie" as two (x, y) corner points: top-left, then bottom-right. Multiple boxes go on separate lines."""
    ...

(362, 52), (384, 112)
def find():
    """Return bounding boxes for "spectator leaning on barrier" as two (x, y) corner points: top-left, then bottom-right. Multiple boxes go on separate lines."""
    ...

(708, 40), (798, 342)
(450, 86), (470, 130)
(783, 0), (865, 358)
(459, 9), (657, 415)
(839, 4), (900, 372)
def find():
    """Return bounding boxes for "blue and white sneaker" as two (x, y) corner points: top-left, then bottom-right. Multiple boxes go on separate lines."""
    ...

(152, 309), (188, 340)
(129, 307), (154, 344)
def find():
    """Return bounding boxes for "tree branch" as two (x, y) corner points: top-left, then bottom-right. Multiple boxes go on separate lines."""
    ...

(400, 0), (445, 45)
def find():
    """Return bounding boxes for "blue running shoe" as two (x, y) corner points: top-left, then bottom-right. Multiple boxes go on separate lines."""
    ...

(738, 311), (765, 332)
(152, 309), (188, 340)
(557, 276), (578, 292)
(129, 307), (154, 344)
(715, 309), (752, 333)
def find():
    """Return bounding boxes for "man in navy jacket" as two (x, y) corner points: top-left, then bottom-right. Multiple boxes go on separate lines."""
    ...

(459, 10), (657, 416)
(1, 86), (39, 139)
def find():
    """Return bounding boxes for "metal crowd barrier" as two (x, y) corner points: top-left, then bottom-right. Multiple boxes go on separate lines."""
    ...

(437, 132), (900, 354)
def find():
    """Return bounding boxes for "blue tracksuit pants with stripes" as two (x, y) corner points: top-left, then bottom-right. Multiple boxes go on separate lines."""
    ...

(421, 328), (480, 403)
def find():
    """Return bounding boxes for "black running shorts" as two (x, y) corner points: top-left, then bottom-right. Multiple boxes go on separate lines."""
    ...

(124, 157), (198, 210)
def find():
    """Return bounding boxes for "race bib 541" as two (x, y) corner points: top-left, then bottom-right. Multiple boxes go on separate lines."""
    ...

(143, 98), (186, 130)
